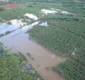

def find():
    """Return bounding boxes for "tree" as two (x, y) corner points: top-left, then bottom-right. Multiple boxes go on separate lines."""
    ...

(0, 8), (4, 12)
(0, 45), (4, 55)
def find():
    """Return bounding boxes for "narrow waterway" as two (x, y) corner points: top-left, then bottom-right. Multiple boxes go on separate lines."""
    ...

(0, 22), (66, 80)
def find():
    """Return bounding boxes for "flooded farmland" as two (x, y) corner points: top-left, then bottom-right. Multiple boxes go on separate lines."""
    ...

(0, 22), (66, 80)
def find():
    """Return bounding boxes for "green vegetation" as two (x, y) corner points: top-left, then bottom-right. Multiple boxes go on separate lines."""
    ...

(0, 0), (85, 80)
(0, 30), (15, 37)
(0, 2), (62, 20)
(7, 21), (12, 25)
(55, 54), (85, 80)
(0, 0), (85, 20)
(0, 2), (41, 20)
(0, 55), (34, 80)
(0, 44), (33, 80)
(0, 43), (43, 80)
(27, 1), (85, 80)
(28, 21), (85, 56)
(0, 44), (4, 55)
(5, 0), (85, 4)
(0, 1), (7, 5)
(54, 46), (85, 80)
(0, 2), (69, 20)
(0, 8), (5, 12)
(28, 22), (85, 80)
(42, 13), (85, 22)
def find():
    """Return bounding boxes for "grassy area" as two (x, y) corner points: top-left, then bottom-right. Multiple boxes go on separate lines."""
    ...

(0, 3), (41, 20)
(0, 2), (73, 20)
(0, 1), (85, 20)
(0, 2), (61, 20)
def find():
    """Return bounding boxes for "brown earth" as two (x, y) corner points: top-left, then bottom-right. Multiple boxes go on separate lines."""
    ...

(0, 4), (19, 9)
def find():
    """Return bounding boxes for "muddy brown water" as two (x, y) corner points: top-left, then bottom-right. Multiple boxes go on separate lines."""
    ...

(0, 23), (66, 80)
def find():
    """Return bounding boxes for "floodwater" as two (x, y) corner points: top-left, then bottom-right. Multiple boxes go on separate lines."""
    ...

(0, 22), (66, 80)
(0, 23), (20, 34)
(39, 22), (48, 27)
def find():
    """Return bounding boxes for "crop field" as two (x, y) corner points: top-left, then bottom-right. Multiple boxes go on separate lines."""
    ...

(0, 0), (85, 80)
(0, 4), (40, 20)
(28, 20), (85, 80)
(28, 21), (85, 55)
(1, 1), (85, 20)
(0, 2), (62, 20)
(27, 1), (85, 80)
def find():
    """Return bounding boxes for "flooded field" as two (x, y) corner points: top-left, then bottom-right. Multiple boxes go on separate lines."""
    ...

(0, 22), (66, 80)
(0, 1), (85, 80)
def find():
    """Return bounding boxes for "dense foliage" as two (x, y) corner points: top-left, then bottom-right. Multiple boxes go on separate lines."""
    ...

(55, 48), (85, 80)
(0, 3), (42, 20)
(0, 44), (43, 80)
(28, 21), (85, 80)
(0, 8), (4, 12)
(0, 0), (85, 80)
(6, 0), (85, 3)
(28, 1), (85, 79)
(0, 55), (34, 80)
(0, 44), (4, 55)
(0, 43), (33, 80)
(27, 1), (85, 80)
(28, 21), (85, 55)
(0, 0), (85, 20)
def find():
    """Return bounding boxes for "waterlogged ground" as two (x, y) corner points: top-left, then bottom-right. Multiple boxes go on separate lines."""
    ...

(0, 7), (73, 80)
(0, 21), (66, 80)
(0, 23), (20, 34)
(0, 1), (85, 79)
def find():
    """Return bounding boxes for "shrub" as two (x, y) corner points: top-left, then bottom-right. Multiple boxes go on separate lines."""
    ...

(0, 7), (4, 12)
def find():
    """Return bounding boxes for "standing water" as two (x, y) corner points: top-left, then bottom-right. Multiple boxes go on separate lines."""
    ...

(0, 22), (66, 80)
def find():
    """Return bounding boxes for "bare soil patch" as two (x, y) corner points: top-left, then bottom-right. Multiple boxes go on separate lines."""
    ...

(0, 4), (19, 9)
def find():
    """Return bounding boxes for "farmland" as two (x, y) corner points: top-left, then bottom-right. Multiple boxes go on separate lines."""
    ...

(0, 0), (85, 80)
(0, 2), (63, 20)
(28, 20), (85, 80)
(27, 1), (85, 80)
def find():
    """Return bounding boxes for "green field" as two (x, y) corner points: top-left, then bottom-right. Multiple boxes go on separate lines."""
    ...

(0, 0), (85, 21)
(1, 1), (85, 20)
(0, 4), (39, 20)
(28, 21), (85, 56)
(28, 20), (85, 80)
(27, 1), (85, 80)
(0, 0), (85, 80)
(0, 2), (62, 20)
